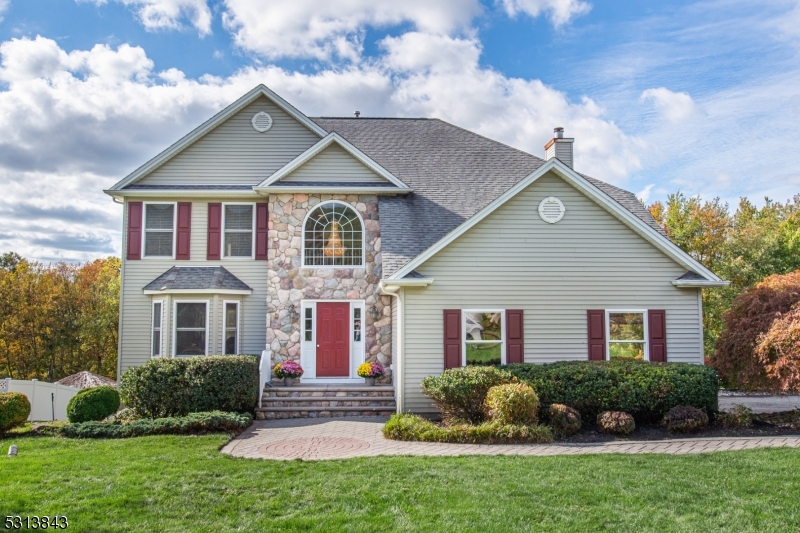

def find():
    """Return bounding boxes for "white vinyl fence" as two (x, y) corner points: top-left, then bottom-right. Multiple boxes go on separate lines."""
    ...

(0, 378), (79, 421)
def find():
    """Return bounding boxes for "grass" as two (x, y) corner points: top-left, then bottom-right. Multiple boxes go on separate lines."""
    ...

(2, 435), (800, 531)
(465, 343), (501, 365)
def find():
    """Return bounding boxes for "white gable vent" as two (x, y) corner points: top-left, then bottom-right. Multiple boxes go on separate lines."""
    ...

(538, 197), (565, 224)
(251, 112), (273, 132)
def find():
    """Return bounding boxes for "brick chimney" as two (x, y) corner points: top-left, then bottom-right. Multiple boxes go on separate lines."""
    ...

(544, 127), (574, 169)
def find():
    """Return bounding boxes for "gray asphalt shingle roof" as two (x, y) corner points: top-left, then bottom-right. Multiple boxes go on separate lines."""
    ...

(312, 117), (666, 277)
(143, 266), (252, 292)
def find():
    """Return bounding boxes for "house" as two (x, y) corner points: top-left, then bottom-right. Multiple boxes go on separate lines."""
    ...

(104, 85), (728, 417)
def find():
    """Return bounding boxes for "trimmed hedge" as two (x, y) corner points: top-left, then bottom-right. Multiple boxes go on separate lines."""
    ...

(421, 366), (514, 424)
(119, 355), (259, 418)
(0, 392), (31, 435)
(67, 386), (120, 423)
(382, 414), (553, 444)
(485, 383), (539, 425)
(59, 411), (252, 439)
(662, 405), (708, 433)
(502, 361), (719, 422)
(548, 404), (582, 437)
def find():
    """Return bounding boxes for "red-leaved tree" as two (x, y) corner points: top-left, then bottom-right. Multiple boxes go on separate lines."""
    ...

(754, 304), (800, 392)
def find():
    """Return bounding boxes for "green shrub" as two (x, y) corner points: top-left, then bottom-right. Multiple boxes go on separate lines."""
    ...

(0, 392), (31, 435)
(421, 366), (514, 424)
(382, 414), (553, 444)
(661, 405), (709, 433)
(119, 355), (259, 418)
(548, 404), (582, 437)
(597, 411), (635, 435)
(718, 404), (753, 428)
(485, 383), (539, 425)
(67, 386), (120, 423)
(503, 361), (719, 422)
(60, 411), (252, 439)
(113, 407), (141, 423)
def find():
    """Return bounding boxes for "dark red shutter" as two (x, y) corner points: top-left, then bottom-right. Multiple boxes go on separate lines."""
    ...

(126, 201), (142, 260)
(207, 203), (221, 260)
(175, 202), (191, 260)
(648, 310), (667, 362)
(506, 309), (524, 364)
(443, 309), (462, 369)
(587, 309), (606, 360)
(255, 202), (269, 260)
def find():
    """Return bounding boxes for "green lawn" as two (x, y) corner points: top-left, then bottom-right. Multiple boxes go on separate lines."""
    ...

(2, 435), (800, 532)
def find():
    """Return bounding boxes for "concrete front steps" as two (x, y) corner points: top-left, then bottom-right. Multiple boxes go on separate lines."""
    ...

(256, 384), (396, 420)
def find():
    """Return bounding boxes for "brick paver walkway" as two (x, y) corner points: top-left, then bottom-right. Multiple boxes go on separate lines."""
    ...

(221, 418), (800, 461)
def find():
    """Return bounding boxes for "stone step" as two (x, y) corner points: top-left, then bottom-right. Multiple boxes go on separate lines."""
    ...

(261, 397), (397, 408)
(255, 405), (396, 420)
(263, 386), (395, 399)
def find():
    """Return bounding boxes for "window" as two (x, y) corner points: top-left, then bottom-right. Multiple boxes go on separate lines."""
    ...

(152, 300), (163, 357)
(463, 311), (504, 365)
(303, 202), (363, 267)
(224, 301), (239, 355)
(304, 307), (313, 341)
(223, 204), (254, 257)
(607, 311), (647, 360)
(144, 203), (175, 257)
(175, 302), (208, 356)
(353, 307), (362, 341)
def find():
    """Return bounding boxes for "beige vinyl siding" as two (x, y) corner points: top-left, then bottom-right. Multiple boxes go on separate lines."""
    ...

(280, 143), (387, 183)
(137, 96), (321, 186)
(118, 198), (268, 375)
(402, 172), (703, 413)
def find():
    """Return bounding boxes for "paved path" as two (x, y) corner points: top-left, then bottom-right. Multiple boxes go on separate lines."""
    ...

(719, 395), (800, 413)
(221, 418), (800, 461)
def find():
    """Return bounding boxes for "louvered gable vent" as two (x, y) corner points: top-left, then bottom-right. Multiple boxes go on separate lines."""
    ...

(538, 197), (565, 224)
(251, 112), (273, 132)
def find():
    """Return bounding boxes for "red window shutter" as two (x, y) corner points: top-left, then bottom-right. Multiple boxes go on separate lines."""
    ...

(207, 203), (222, 260)
(443, 309), (462, 369)
(506, 309), (524, 364)
(255, 202), (269, 260)
(175, 202), (191, 260)
(126, 201), (143, 260)
(648, 310), (667, 362)
(587, 309), (606, 360)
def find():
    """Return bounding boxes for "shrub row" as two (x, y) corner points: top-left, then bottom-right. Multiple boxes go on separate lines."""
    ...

(59, 411), (252, 439)
(0, 392), (31, 435)
(382, 414), (553, 444)
(67, 386), (120, 423)
(502, 361), (719, 421)
(119, 355), (259, 418)
(421, 366), (514, 423)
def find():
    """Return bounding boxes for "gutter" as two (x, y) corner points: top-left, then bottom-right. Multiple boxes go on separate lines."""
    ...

(378, 282), (405, 414)
(671, 280), (730, 288)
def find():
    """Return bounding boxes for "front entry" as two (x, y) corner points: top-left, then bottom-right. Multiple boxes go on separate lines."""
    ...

(316, 302), (351, 377)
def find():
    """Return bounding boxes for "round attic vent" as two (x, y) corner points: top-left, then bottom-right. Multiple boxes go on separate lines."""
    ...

(538, 197), (565, 224)
(251, 112), (273, 132)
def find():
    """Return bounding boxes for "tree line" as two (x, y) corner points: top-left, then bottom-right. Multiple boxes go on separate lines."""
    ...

(0, 253), (120, 380)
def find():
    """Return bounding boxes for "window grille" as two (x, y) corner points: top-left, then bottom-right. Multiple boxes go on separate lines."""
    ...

(303, 203), (363, 266)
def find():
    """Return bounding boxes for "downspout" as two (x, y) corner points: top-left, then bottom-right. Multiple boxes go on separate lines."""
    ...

(379, 283), (404, 414)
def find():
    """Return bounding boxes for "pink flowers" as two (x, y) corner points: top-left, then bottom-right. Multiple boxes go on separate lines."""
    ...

(357, 361), (384, 378)
(273, 360), (304, 378)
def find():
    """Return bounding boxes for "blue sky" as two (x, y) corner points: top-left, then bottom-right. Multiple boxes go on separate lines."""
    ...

(0, 0), (798, 261)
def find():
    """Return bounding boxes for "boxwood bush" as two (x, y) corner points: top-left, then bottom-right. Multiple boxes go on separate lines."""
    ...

(502, 361), (719, 422)
(484, 383), (539, 425)
(60, 411), (252, 439)
(119, 355), (259, 418)
(67, 386), (120, 423)
(0, 392), (31, 435)
(421, 366), (514, 424)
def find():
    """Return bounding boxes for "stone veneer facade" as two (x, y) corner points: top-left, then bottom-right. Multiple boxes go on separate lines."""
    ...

(267, 193), (393, 382)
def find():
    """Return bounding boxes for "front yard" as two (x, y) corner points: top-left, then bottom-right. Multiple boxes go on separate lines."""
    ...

(3, 435), (800, 532)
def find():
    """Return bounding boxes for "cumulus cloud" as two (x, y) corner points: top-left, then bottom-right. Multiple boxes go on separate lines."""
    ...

(637, 184), (655, 203)
(499, 0), (591, 27)
(640, 87), (698, 123)
(79, 0), (213, 36)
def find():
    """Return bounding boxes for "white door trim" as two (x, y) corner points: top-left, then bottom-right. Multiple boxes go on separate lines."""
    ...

(299, 299), (366, 383)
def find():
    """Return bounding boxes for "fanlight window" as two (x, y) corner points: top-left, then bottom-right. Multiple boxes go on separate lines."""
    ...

(303, 203), (363, 267)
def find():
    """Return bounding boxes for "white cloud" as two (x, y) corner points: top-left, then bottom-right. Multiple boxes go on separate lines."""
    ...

(637, 184), (655, 203)
(79, 0), (212, 36)
(640, 87), (698, 123)
(0, 1), (10, 22)
(499, 0), (591, 27)
(221, 0), (481, 60)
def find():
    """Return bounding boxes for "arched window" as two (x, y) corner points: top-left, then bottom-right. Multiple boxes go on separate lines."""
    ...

(303, 202), (363, 267)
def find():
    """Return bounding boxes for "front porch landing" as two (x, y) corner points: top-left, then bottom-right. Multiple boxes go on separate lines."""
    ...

(256, 383), (396, 420)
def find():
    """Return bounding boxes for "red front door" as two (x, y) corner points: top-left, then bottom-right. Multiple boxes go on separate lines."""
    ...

(316, 302), (350, 377)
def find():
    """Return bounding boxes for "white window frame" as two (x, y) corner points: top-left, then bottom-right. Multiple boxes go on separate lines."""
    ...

(222, 300), (240, 355)
(221, 202), (256, 259)
(301, 200), (366, 268)
(151, 299), (164, 358)
(462, 309), (506, 366)
(605, 309), (649, 361)
(142, 201), (177, 259)
(173, 300), (210, 357)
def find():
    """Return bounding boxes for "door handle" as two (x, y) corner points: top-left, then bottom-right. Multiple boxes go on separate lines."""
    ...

(317, 344), (320, 348)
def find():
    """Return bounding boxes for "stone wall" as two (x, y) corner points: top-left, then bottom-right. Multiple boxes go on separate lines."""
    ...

(267, 193), (392, 382)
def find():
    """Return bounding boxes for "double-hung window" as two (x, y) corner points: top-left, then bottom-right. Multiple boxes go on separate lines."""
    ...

(463, 311), (504, 365)
(223, 301), (239, 355)
(151, 300), (163, 357)
(607, 311), (647, 360)
(223, 204), (254, 258)
(144, 203), (175, 257)
(175, 302), (208, 356)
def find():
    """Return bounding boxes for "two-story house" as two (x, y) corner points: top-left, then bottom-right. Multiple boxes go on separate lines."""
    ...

(104, 85), (727, 418)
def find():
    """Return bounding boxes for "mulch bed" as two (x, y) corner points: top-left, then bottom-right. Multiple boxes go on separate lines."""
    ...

(559, 410), (800, 443)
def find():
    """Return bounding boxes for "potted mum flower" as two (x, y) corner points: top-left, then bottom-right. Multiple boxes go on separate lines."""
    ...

(357, 361), (384, 386)
(273, 361), (303, 386)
